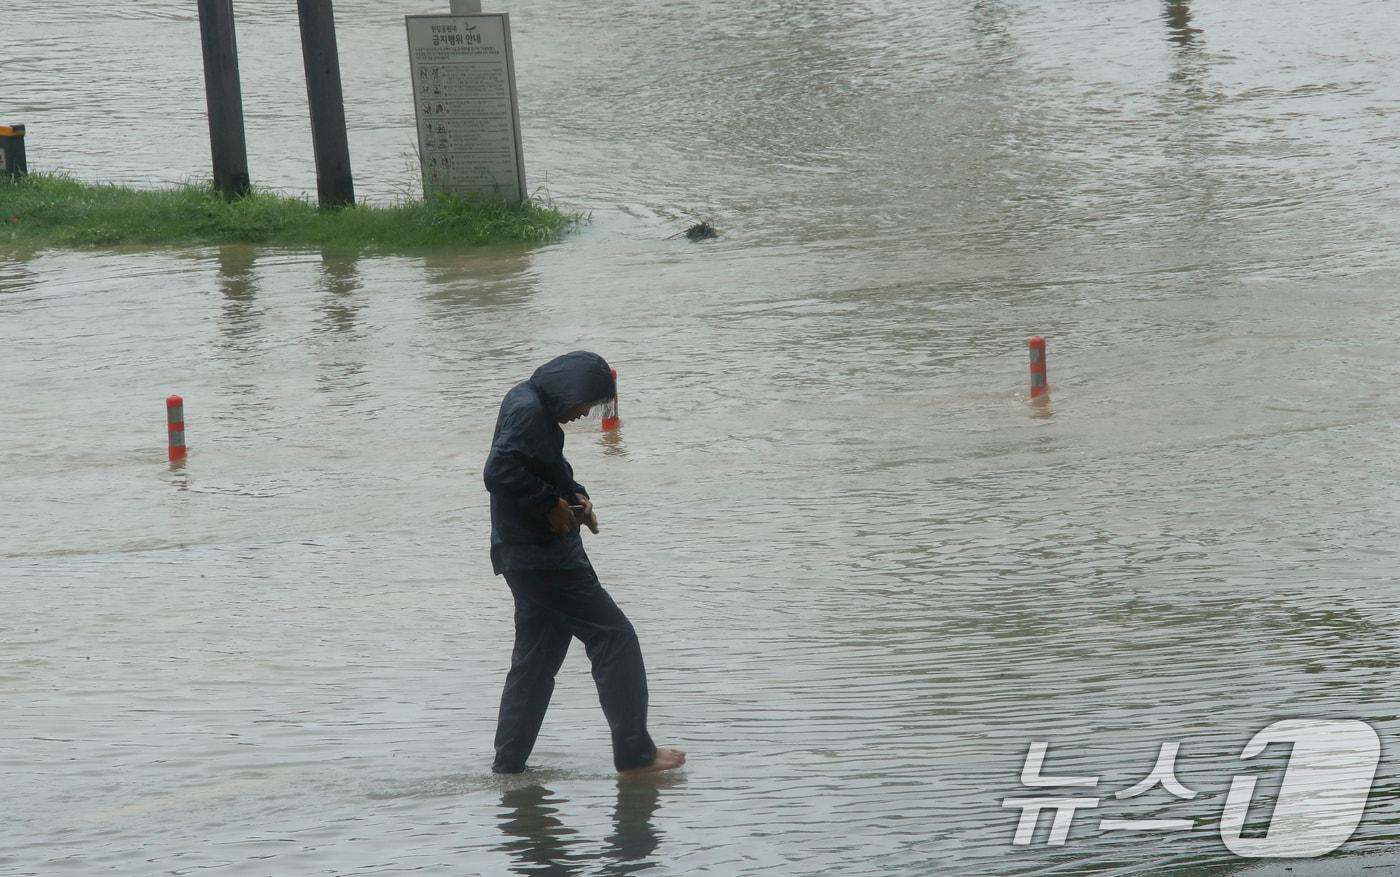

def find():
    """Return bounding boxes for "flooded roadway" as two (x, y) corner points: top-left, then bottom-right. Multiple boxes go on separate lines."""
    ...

(4, 1), (1400, 874)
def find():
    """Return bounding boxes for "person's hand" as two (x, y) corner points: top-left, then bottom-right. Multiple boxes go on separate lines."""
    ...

(575, 494), (599, 534)
(546, 498), (578, 534)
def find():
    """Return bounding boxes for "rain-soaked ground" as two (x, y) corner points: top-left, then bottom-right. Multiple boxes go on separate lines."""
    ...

(4, 1), (1400, 874)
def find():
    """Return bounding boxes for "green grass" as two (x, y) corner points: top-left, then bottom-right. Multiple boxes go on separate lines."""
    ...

(0, 173), (585, 251)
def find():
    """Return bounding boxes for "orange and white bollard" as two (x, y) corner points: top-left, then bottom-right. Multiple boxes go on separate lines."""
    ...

(1027, 336), (1048, 401)
(166, 394), (187, 461)
(601, 368), (621, 432)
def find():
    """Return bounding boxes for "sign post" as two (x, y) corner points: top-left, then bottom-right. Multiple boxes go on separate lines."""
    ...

(196, 0), (251, 199)
(405, 12), (527, 202)
(0, 125), (26, 179)
(298, 0), (356, 207)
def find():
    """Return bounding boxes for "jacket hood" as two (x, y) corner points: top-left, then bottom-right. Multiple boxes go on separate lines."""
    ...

(529, 351), (616, 419)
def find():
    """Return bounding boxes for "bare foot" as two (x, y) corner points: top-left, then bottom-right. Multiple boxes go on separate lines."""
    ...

(619, 747), (687, 776)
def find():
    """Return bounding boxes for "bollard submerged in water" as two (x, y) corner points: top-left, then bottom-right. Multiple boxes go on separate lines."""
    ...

(166, 395), (187, 461)
(601, 368), (620, 431)
(1028, 336), (1048, 401)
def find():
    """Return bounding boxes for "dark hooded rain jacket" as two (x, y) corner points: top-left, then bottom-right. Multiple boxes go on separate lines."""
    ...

(483, 351), (617, 574)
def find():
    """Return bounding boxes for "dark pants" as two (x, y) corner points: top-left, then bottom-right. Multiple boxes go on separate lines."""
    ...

(493, 567), (657, 773)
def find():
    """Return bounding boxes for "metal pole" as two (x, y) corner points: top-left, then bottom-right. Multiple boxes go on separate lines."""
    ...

(449, 0), (483, 12)
(297, 0), (356, 208)
(196, 0), (251, 199)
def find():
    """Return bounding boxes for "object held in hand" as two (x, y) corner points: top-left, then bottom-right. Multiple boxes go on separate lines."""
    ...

(571, 503), (600, 534)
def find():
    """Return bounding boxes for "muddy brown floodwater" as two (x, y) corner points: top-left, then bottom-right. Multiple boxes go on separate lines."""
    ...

(4, 1), (1400, 874)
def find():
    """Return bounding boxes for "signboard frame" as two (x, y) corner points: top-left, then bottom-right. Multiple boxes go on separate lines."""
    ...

(405, 13), (528, 203)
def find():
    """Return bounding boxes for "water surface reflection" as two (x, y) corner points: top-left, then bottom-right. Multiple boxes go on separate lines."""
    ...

(217, 244), (260, 341)
(497, 780), (669, 876)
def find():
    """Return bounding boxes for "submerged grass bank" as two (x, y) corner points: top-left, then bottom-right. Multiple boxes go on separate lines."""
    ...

(0, 173), (584, 250)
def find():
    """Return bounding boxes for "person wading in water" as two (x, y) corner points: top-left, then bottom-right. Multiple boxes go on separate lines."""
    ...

(483, 351), (686, 775)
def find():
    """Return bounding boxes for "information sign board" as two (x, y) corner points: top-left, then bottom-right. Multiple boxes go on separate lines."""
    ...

(405, 14), (527, 201)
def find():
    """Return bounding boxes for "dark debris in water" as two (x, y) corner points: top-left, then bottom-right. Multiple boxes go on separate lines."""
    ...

(686, 221), (718, 241)
(669, 220), (718, 242)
